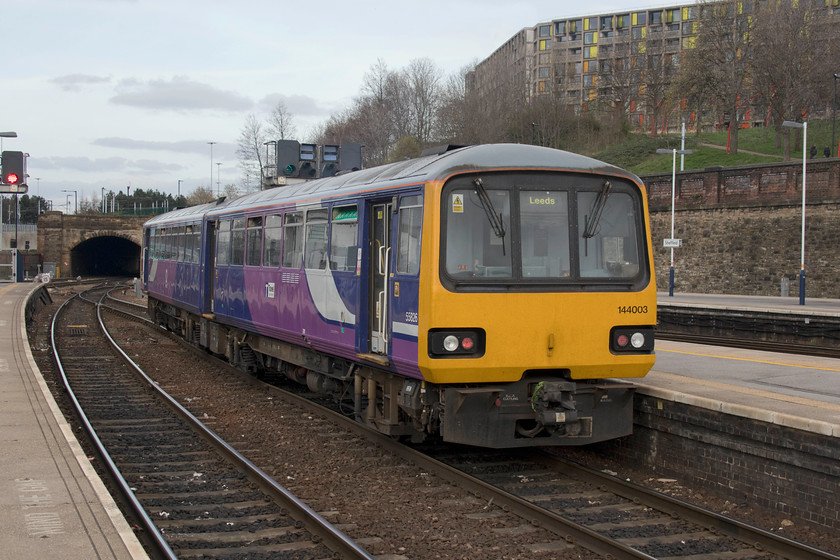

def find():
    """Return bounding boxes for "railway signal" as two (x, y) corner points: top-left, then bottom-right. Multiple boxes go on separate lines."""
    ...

(276, 139), (301, 177)
(1, 150), (28, 193)
(320, 144), (339, 177)
(273, 140), (364, 183)
(298, 143), (317, 178)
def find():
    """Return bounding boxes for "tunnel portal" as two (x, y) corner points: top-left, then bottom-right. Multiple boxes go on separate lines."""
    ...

(70, 235), (141, 277)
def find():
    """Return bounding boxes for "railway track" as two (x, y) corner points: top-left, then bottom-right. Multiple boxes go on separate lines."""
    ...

(51, 283), (373, 560)
(39, 284), (840, 559)
(424, 447), (840, 560)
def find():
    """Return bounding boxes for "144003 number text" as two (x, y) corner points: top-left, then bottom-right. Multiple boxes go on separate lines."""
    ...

(618, 305), (648, 314)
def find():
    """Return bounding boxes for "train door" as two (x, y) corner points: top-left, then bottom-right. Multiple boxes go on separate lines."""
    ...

(204, 220), (217, 313)
(369, 200), (394, 356)
(141, 227), (150, 288)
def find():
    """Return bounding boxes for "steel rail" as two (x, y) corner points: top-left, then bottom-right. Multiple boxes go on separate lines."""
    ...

(536, 452), (840, 560)
(51, 288), (179, 560)
(96, 292), (375, 560)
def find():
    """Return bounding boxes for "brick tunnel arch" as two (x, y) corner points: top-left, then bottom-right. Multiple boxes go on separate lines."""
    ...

(70, 232), (141, 277)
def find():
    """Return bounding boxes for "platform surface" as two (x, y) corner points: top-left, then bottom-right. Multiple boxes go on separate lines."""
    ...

(0, 282), (147, 560)
(645, 292), (840, 436)
(658, 291), (840, 316)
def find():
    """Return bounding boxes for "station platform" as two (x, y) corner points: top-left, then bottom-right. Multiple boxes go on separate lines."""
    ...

(0, 282), (147, 560)
(642, 291), (840, 437)
(658, 291), (840, 316)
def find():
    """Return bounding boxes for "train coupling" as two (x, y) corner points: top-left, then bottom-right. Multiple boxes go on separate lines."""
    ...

(532, 381), (580, 426)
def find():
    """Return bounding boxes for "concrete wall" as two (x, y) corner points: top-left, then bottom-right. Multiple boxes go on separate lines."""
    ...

(642, 159), (840, 298)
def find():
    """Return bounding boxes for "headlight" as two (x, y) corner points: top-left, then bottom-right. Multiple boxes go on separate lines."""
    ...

(429, 329), (485, 358)
(610, 327), (654, 353)
(443, 335), (460, 352)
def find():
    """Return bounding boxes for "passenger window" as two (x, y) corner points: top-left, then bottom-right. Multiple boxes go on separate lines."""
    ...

(216, 220), (231, 266)
(231, 218), (246, 266)
(396, 195), (422, 275)
(245, 216), (263, 266)
(304, 209), (328, 269)
(263, 215), (283, 267)
(282, 212), (303, 268)
(329, 205), (358, 272)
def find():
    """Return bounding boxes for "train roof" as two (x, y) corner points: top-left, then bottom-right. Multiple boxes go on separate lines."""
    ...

(145, 143), (641, 227)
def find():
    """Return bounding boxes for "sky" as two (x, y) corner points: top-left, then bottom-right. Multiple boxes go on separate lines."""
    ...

(2, 0), (695, 213)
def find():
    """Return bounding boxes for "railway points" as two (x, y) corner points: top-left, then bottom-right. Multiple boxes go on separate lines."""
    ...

(0, 282), (147, 560)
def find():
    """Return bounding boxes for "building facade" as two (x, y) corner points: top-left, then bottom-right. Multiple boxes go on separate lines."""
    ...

(470, 1), (840, 134)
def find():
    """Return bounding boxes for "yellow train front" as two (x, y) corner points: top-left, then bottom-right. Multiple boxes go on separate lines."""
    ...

(386, 144), (657, 448)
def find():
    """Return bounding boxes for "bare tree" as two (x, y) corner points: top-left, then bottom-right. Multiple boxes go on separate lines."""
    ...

(435, 64), (471, 144)
(236, 114), (266, 189)
(186, 186), (216, 206)
(267, 100), (297, 140)
(672, 0), (755, 153)
(403, 58), (443, 146)
(751, 0), (840, 158)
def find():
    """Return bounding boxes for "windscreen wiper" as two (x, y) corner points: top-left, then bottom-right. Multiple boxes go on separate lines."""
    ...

(583, 179), (611, 239)
(473, 177), (506, 255)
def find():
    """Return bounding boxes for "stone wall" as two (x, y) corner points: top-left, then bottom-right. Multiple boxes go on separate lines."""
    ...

(37, 212), (145, 278)
(641, 159), (840, 298)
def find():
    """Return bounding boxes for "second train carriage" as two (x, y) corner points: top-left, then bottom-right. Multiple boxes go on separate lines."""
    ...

(143, 143), (657, 448)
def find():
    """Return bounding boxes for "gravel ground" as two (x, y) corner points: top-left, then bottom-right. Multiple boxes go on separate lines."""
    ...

(28, 287), (840, 558)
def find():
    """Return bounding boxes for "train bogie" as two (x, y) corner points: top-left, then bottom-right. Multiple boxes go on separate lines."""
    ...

(143, 144), (656, 448)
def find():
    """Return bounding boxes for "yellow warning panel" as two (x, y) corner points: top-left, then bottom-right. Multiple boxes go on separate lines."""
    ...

(452, 193), (464, 213)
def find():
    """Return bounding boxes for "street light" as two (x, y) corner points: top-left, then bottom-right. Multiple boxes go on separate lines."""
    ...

(834, 74), (840, 158)
(782, 120), (807, 305)
(62, 189), (78, 214)
(0, 131), (17, 152)
(656, 148), (692, 297)
(207, 141), (216, 194)
(216, 162), (222, 196)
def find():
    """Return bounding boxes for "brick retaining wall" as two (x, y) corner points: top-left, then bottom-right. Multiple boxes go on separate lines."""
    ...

(591, 395), (840, 531)
(641, 160), (840, 298)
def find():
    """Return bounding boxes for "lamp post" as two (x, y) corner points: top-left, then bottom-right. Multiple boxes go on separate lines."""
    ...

(834, 74), (840, 157)
(207, 141), (216, 195)
(656, 148), (692, 297)
(62, 189), (78, 214)
(782, 120), (807, 305)
(216, 162), (222, 196)
(0, 131), (17, 151)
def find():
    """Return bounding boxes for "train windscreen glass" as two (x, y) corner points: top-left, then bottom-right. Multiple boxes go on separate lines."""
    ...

(442, 173), (645, 287)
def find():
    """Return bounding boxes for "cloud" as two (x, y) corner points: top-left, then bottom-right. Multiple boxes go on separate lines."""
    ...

(37, 155), (184, 174)
(110, 76), (253, 112)
(51, 74), (111, 92)
(258, 93), (330, 116)
(93, 137), (220, 155)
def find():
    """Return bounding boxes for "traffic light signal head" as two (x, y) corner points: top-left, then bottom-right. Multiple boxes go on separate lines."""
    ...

(2, 151), (26, 186)
(275, 140), (300, 178)
(299, 143), (317, 178)
(320, 145), (340, 178)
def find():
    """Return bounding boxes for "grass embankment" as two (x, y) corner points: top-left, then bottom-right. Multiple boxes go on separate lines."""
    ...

(594, 119), (838, 175)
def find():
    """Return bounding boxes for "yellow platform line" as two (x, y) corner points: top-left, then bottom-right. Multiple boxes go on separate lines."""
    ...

(659, 347), (840, 373)
(646, 369), (840, 413)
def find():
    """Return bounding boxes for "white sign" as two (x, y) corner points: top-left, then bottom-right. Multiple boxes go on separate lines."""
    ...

(663, 238), (682, 248)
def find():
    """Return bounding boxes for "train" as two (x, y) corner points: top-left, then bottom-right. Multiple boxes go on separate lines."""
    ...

(141, 143), (656, 448)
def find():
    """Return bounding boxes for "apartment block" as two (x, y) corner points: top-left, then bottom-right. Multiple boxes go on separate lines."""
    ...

(470, 1), (840, 133)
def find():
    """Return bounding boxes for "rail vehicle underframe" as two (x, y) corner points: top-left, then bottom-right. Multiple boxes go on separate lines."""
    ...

(150, 297), (636, 448)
